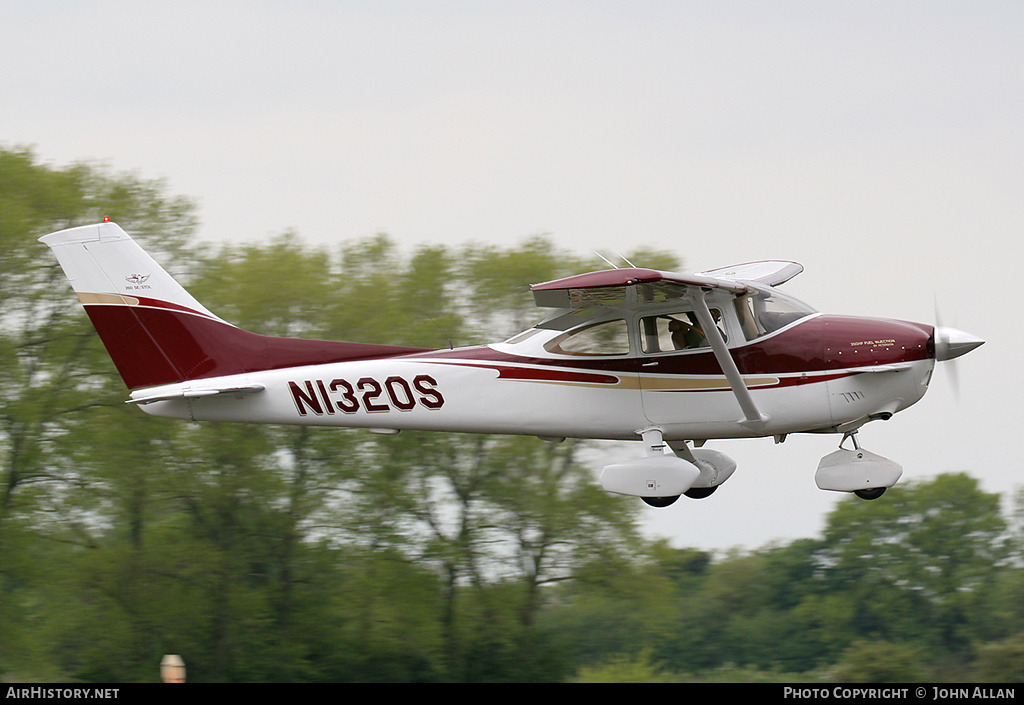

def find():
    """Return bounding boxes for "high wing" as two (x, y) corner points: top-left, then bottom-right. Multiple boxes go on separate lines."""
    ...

(531, 267), (748, 309)
(530, 261), (801, 309)
(697, 260), (803, 287)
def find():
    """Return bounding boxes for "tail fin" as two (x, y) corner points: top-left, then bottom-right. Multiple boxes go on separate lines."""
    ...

(40, 222), (429, 390)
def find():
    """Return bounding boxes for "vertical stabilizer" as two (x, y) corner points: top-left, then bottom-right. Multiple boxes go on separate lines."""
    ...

(40, 222), (226, 323)
(40, 222), (430, 390)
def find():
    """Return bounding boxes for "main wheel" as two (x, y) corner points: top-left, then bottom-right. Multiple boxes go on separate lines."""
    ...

(642, 495), (680, 507)
(685, 486), (718, 499)
(854, 487), (886, 500)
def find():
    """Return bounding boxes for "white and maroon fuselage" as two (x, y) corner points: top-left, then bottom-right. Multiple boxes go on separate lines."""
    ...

(40, 220), (969, 447)
(79, 281), (936, 443)
(42, 221), (984, 500)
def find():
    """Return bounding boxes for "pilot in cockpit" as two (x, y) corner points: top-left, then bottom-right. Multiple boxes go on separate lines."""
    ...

(668, 310), (726, 350)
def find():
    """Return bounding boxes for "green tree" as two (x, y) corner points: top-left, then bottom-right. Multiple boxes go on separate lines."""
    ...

(0, 147), (198, 679)
(815, 474), (1009, 655)
(544, 542), (699, 673)
(830, 639), (926, 683)
(30, 146), (1024, 684)
(973, 632), (1024, 682)
(569, 649), (679, 683)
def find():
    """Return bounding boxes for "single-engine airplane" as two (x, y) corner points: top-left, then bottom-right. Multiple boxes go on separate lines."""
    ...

(41, 221), (983, 506)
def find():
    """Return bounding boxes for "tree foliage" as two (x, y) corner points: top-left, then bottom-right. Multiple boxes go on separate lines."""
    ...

(0, 147), (1021, 683)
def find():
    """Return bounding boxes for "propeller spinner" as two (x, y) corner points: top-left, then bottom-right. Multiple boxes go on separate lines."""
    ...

(934, 325), (985, 362)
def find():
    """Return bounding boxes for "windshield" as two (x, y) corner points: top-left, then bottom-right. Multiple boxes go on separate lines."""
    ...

(734, 288), (816, 341)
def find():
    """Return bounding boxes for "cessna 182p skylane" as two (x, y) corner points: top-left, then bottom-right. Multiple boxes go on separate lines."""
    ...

(41, 221), (983, 506)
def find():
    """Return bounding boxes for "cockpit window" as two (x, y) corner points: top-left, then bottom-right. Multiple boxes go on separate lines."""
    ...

(544, 318), (630, 356)
(639, 310), (726, 353)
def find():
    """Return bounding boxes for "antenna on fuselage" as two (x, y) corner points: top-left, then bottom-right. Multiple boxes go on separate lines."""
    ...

(615, 251), (637, 268)
(593, 251), (638, 269)
(593, 251), (620, 269)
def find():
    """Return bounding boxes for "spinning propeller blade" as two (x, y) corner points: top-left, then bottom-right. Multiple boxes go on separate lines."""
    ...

(932, 301), (984, 401)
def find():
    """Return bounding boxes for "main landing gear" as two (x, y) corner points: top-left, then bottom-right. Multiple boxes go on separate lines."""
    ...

(601, 428), (736, 507)
(815, 431), (903, 500)
(642, 495), (681, 508)
(603, 428), (902, 506)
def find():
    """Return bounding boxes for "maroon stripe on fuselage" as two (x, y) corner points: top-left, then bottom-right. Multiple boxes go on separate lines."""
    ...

(646, 371), (855, 393)
(86, 298), (933, 393)
(130, 295), (216, 317)
(85, 304), (431, 390)
(428, 360), (621, 385)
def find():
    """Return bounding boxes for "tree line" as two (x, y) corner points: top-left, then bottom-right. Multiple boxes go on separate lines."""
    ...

(0, 147), (1021, 682)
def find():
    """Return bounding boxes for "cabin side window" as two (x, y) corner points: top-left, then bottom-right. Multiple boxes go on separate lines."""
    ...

(638, 310), (726, 354)
(544, 318), (630, 356)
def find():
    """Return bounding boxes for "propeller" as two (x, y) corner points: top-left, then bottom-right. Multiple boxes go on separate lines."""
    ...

(932, 302), (984, 401)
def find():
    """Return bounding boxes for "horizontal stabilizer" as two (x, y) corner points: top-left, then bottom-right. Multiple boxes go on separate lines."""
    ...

(127, 385), (266, 405)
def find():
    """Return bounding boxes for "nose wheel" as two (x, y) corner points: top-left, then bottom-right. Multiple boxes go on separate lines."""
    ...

(842, 432), (886, 499)
(843, 434), (885, 498)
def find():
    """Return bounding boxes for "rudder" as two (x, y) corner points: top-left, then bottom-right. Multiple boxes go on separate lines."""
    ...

(40, 222), (431, 390)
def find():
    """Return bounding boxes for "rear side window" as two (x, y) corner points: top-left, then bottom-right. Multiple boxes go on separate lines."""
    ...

(544, 319), (630, 356)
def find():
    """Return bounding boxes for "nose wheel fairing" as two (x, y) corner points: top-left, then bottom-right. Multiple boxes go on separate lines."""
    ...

(814, 431), (903, 498)
(815, 446), (903, 495)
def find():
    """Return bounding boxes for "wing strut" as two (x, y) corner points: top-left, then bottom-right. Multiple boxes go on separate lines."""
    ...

(692, 289), (769, 429)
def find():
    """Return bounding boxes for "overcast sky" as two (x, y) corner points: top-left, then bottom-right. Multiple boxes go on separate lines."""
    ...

(5, 1), (1022, 552)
